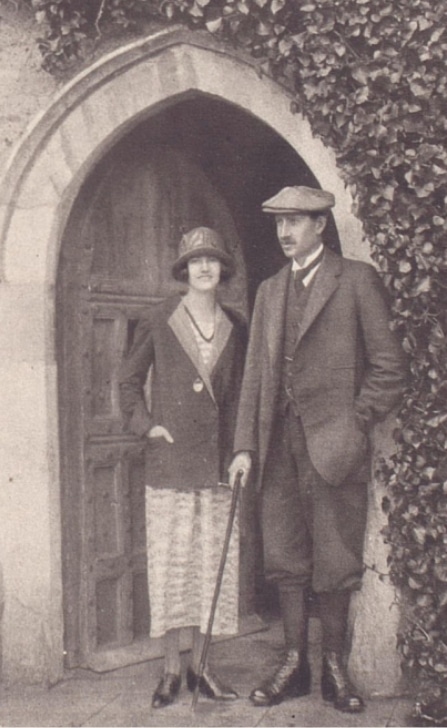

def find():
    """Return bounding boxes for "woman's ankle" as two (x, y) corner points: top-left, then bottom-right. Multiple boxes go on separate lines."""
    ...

(164, 629), (181, 675)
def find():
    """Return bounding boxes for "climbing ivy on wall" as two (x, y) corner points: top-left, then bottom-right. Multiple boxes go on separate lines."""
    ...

(26, 0), (447, 716)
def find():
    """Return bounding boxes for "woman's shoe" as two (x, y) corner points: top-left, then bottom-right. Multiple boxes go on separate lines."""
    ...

(187, 665), (238, 700)
(152, 673), (181, 709)
(321, 651), (365, 713)
(249, 649), (311, 706)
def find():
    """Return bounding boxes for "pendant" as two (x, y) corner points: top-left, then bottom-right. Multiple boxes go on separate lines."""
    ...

(193, 377), (204, 393)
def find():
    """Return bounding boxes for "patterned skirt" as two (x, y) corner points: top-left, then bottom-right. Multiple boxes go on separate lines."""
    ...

(145, 486), (239, 639)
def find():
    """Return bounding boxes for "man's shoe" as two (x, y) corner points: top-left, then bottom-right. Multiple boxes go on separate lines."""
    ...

(249, 649), (311, 706)
(152, 673), (181, 709)
(186, 666), (238, 700)
(321, 651), (365, 713)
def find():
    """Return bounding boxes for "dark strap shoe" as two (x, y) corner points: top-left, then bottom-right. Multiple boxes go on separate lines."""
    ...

(187, 665), (238, 700)
(249, 649), (311, 706)
(321, 651), (365, 713)
(151, 672), (181, 709)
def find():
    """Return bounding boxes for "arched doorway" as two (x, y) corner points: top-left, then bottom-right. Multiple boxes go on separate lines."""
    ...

(57, 94), (341, 671)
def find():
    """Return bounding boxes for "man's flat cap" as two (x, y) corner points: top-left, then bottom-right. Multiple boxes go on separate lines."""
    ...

(262, 186), (335, 214)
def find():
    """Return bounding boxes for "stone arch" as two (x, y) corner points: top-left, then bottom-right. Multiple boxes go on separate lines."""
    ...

(0, 27), (397, 688)
(0, 28), (367, 289)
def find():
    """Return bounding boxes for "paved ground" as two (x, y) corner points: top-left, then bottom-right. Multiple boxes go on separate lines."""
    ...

(0, 618), (414, 727)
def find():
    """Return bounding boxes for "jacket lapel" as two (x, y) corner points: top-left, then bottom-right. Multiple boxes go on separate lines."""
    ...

(295, 249), (342, 348)
(168, 302), (216, 405)
(266, 265), (290, 367)
(208, 307), (232, 373)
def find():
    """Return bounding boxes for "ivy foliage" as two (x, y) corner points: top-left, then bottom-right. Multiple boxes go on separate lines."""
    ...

(26, 0), (447, 712)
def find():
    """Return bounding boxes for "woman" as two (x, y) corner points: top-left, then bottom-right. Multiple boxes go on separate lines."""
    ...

(119, 227), (246, 708)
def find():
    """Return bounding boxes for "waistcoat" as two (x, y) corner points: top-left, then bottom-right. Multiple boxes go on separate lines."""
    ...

(279, 270), (314, 414)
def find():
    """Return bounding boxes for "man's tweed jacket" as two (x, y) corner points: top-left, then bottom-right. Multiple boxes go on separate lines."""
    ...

(233, 248), (407, 489)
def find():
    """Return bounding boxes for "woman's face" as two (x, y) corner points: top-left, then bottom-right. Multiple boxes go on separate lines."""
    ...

(187, 256), (221, 292)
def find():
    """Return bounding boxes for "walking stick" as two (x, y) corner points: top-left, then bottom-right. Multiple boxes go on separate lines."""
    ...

(191, 469), (243, 711)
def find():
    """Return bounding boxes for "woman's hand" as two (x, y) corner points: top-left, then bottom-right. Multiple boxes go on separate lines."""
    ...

(228, 451), (252, 488)
(147, 425), (174, 443)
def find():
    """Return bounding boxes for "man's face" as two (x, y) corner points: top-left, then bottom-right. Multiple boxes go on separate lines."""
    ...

(275, 213), (326, 263)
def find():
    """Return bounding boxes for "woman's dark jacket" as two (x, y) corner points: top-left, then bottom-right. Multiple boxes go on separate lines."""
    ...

(119, 295), (246, 490)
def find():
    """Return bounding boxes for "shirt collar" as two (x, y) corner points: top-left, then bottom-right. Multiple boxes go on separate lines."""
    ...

(291, 243), (324, 272)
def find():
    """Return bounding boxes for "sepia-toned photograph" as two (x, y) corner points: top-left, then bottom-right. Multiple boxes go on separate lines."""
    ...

(0, 1), (444, 726)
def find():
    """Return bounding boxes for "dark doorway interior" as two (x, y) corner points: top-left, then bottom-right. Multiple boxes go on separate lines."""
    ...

(114, 96), (341, 306)
(57, 92), (341, 670)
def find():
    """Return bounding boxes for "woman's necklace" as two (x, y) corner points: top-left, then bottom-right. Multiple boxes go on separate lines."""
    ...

(183, 304), (215, 343)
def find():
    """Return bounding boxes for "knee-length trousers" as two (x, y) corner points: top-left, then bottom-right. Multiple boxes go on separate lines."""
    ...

(260, 408), (367, 594)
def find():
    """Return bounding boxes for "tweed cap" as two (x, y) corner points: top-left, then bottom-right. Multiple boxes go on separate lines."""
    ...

(172, 226), (234, 280)
(262, 186), (335, 214)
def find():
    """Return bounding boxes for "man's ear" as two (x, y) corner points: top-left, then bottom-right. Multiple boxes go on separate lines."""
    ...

(316, 214), (328, 234)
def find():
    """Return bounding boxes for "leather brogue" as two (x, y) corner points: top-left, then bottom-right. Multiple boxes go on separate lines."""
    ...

(151, 672), (181, 709)
(321, 651), (365, 713)
(187, 666), (238, 700)
(249, 649), (311, 707)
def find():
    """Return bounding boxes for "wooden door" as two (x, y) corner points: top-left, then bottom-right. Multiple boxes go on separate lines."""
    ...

(57, 143), (250, 671)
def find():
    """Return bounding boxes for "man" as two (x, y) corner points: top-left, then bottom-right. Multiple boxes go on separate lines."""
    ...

(229, 186), (407, 712)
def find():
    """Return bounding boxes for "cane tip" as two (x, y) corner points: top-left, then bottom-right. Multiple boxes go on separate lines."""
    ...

(191, 694), (199, 712)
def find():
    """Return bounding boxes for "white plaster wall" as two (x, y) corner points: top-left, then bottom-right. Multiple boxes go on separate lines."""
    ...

(349, 415), (404, 697)
(0, 282), (63, 684)
(0, 28), (400, 688)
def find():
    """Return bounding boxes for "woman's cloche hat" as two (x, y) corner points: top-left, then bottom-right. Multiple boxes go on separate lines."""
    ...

(172, 226), (235, 281)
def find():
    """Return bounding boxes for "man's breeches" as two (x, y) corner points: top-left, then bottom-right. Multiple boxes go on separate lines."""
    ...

(260, 409), (367, 593)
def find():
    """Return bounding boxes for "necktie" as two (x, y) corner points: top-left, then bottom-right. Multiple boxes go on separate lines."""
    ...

(294, 249), (324, 296)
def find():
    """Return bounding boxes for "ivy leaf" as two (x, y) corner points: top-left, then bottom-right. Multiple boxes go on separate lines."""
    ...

(409, 576), (423, 589)
(256, 21), (271, 36)
(427, 414), (447, 427)
(382, 185), (395, 201)
(351, 65), (369, 84)
(410, 80), (430, 98)
(278, 38), (293, 55)
(271, 0), (285, 13)
(333, 42), (346, 57)
(236, 0), (250, 14)
(399, 260), (412, 274)
(413, 526), (427, 545)
(418, 17), (432, 31)
(205, 16), (223, 31)
(189, 3), (204, 17)
(414, 277), (431, 294)
(415, 182), (435, 197)
(164, 3), (175, 19)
